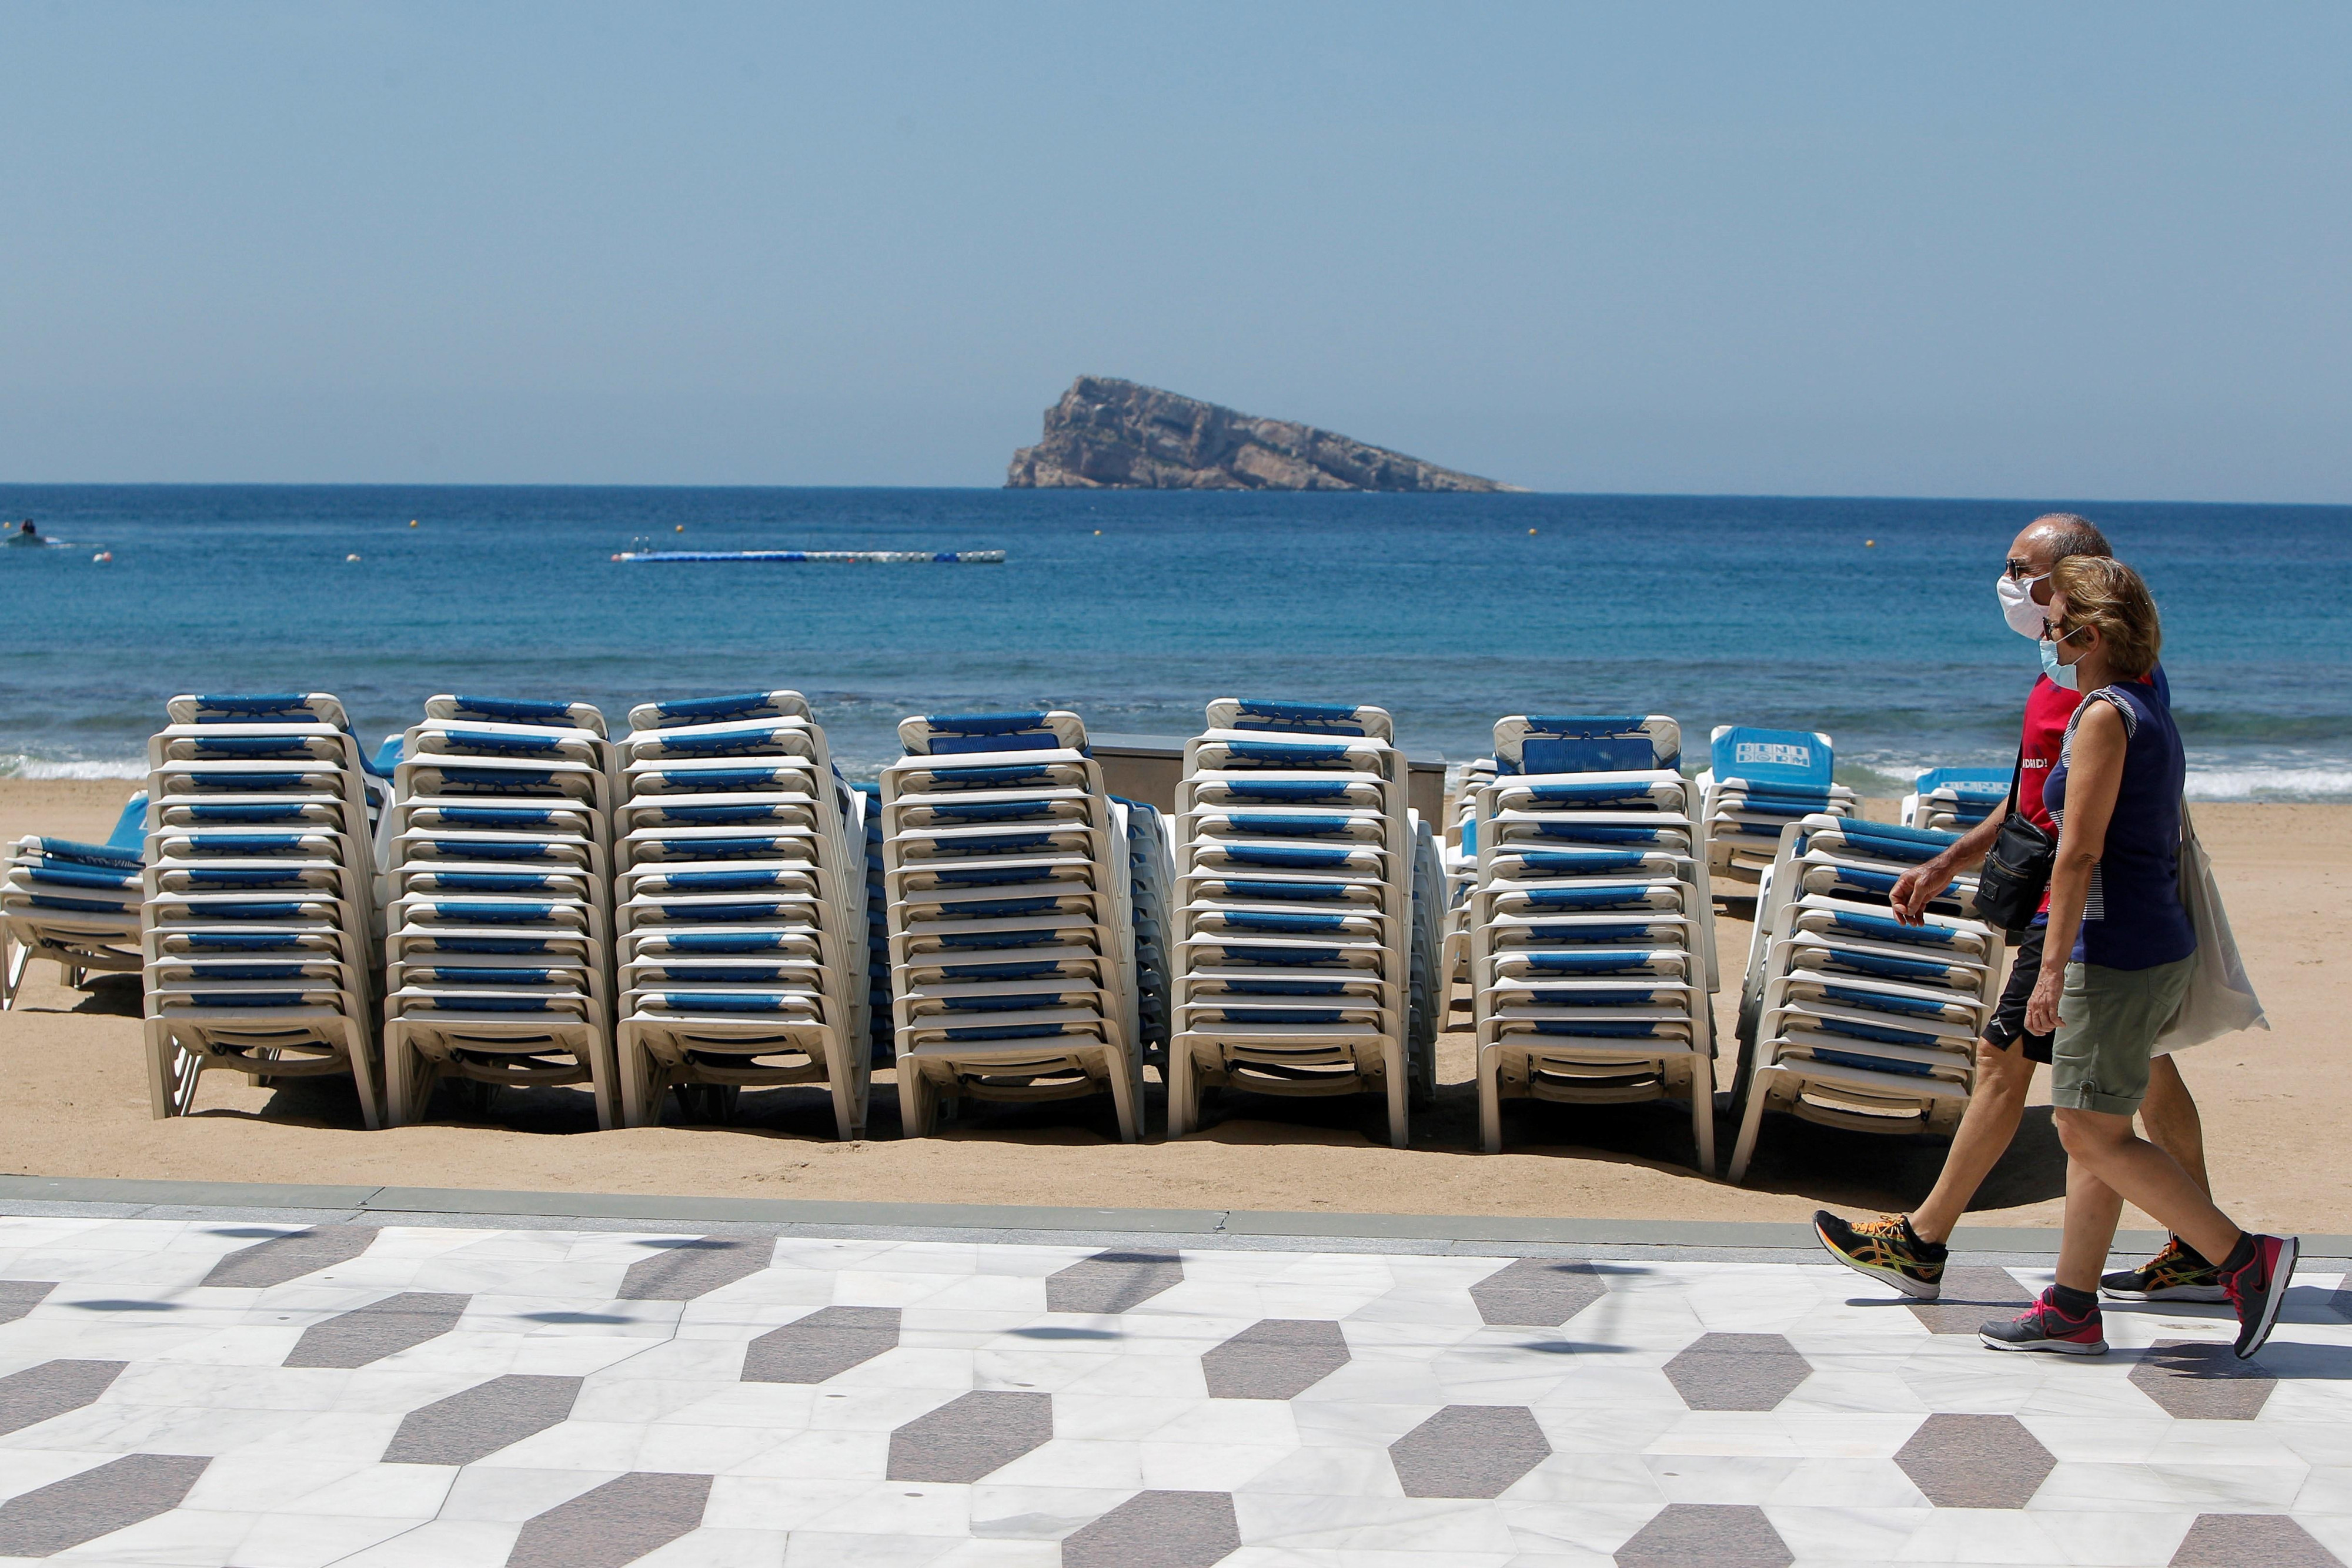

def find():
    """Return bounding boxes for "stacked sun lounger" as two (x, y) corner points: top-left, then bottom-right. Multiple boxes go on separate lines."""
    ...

(1902, 765), (2012, 833)
(854, 781), (893, 1071)
(881, 711), (1147, 1140)
(379, 696), (619, 1127)
(1439, 757), (1496, 987)
(1464, 715), (1718, 1172)
(1167, 698), (1430, 1149)
(1725, 813), (2003, 1182)
(140, 693), (388, 1126)
(1697, 726), (1858, 894)
(612, 693), (870, 1138)
(1121, 800), (1176, 1066)
(2, 793), (148, 1010)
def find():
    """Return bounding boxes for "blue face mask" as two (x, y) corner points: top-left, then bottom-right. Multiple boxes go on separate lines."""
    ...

(2040, 636), (2082, 691)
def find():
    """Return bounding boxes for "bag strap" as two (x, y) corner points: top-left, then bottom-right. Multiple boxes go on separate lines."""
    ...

(2003, 745), (2024, 817)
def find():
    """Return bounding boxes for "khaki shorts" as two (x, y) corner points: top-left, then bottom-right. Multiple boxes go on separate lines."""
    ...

(2049, 955), (2195, 1115)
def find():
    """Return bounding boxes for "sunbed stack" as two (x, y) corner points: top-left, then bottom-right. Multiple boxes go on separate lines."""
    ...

(613, 693), (869, 1138)
(1166, 698), (1431, 1149)
(854, 781), (893, 1068)
(1725, 812), (2004, 1182)
(1464, 715), (1718, 1171)
(1120, 800), (1176, 1065)
(2, 793), (149, 1011)
(881, 711), (1147, 1140)
(139, 693), (389, 1126)
(1902, 765), (2012, 833)
(1697, 726), (1858, 894)
(379, 696), (619, 1126)
(1438, 757), (1497, 987)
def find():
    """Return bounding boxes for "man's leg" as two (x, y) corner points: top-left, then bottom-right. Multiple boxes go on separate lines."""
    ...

(2140, 1053), (2209, 1195)
(1908, 1037), (2034, 1244)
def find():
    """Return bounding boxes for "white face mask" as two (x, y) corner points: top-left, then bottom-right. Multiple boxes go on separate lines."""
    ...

(1997, 571), (2050, 638)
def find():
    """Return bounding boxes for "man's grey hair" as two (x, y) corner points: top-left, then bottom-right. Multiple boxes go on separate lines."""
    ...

(2028, 512), (2112, 564)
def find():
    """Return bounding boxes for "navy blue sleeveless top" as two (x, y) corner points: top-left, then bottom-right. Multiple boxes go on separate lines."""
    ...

(2043, 678), (2195, 969)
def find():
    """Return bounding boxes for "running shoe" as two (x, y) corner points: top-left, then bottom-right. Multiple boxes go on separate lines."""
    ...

(2100, 1235), (2227, 1303)
(2218, 1233), (2299, 1360)
(1813, 1210), (1946, 1299)
(1979, 1288), (2107, 1355)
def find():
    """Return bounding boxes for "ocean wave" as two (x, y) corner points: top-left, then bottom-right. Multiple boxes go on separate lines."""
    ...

(0, 754), (149, 781)
(2183, 767), (2352, 801)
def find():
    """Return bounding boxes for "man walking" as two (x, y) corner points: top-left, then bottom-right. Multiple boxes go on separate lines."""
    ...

(1811, 514), (2220, 1302)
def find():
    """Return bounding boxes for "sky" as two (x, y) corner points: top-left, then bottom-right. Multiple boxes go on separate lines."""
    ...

(2, 2), (2348, 500)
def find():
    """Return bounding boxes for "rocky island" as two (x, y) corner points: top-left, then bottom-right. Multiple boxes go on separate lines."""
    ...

(1006, 376), (1519, 492)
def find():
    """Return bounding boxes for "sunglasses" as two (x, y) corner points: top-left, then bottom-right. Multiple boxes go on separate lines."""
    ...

(2004, 557), (2040, 580)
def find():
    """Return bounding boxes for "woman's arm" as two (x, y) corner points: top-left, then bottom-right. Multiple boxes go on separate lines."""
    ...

(2024, 701), (2125, 1035)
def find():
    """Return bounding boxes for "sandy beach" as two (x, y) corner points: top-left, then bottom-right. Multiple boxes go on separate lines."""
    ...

(2, 776), (2343, 1232)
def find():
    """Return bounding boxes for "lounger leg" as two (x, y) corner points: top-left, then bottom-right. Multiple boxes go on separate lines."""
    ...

(896, 1055), (931, 1138)
(1104, 1049), (1141, 1145)
(0, 935), (22, 1011)
(1166, 1034), (1196, 1138)
(382, 1022), (423, 1128)
(587, 1029), (620, 1132)
(826, 1037), (857, 1143)
(1383, 1041), (1408, 1150)
(1690, 1066), (1717, 1179)
(1725, 1064), (1777, 1185)
(142, 1016), (178, 1119)
(346, 1018), (384, 1132)
(616, 1025), (652, 1128)
(1478, 1045), (1504, 1155)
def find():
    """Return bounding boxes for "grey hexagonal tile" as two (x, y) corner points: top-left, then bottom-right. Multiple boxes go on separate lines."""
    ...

(202, 1225), (379, 1288)
(1469, 1258), (1608, 1326)
(743, 1305), (901, 1383)
(2172, 1512), (2344, 1566)
(619, 1236), (774, 1301)
(1661, 1332), (1810, 1411)
(1048, 1250), (1184, 1315)
(0, 1454), (211, 1557)
(1202, 1319), (1349, 1400)
(1907, 1265), (2032, 1336)
(506, 1470), (711, 1567)
(1616, 1503), (1792, 1566)
(1062, 1489), (1241, 1567)
(382, 1373), (582, 1465)
(0, 1281), (54, 1326)
(1388, 1405), (1550, 1498)
(888, 1389), (1054, 1482)
(1894, 1413), (2055, 1508)
(0, 1359), (125, 1437)
(2130, 1339), (2277, 1420)
(283, 1292), (470, 1369)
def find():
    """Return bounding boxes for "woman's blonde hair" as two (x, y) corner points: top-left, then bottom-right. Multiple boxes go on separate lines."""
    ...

(2049, 555), (2162, 680)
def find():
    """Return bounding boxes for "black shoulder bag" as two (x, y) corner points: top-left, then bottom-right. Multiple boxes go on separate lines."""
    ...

(1970, 746), (2057, 935)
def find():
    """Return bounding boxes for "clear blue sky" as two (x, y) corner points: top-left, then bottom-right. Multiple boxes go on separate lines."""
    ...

(4, 2), (2347, 499)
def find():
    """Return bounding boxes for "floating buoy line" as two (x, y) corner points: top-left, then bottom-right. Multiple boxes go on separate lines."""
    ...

(612, 548), (1007, 565)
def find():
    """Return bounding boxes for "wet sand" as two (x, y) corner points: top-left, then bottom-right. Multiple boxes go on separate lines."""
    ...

(3, 778), (2344, 1232)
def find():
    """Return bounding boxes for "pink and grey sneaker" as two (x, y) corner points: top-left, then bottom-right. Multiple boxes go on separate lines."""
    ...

(2219, 1233), (2299, 1360)
(1979, 1288), (2107, 1355)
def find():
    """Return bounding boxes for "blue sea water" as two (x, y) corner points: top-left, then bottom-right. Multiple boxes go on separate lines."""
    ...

(1, 486), (2347, 798)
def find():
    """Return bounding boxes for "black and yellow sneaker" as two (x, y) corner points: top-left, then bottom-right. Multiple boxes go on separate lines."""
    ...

(1813, 1210), (1947, 1299)
(2101, 1235), (2229, 1303)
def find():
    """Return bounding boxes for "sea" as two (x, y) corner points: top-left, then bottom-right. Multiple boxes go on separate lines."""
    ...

(1, 486), (2346, 800)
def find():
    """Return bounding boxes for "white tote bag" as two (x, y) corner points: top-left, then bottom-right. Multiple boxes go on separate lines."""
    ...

(2154, 803), (2267, 1052)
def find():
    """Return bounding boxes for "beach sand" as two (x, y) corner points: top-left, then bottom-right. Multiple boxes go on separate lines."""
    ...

(2, 777), (2343, 1231)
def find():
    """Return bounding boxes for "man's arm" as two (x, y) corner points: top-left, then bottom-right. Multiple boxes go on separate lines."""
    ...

(1888, 793), (2007, 924)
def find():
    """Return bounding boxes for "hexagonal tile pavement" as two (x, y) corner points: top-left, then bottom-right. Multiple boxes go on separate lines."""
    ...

(742, 1305), (901, 1383)
(1048, 1249), (1184, 1314)
(2132, 1340), (2277, 1420)
(506, 1471), (712, 1568)
(888, 1389), (1054, 1482)
(1906, 1265), (2032, 1336)
(0, 1359), (125, 1437)
(0, 1281), (54, 1326)
(619, 1236), (774, 1300)
(2171, 1512), (2344, 1566)
(1894, 1413), (2056, 1509)
(283, 1291), (470, 1369)
(1202, 1319), (1349, 1399)
(1616, 1503), (1792, 1566)
(202, 1225), (379, 1288)
(1661, 1332), (1811, 1411)
(1061, 1489), (1241, 1568)
(1469, 1257), (1608, 1326)
(1388, 1405), (1551, 1498)
(382, 1373), (583, 1465)
(0, 1455), (211, 1557)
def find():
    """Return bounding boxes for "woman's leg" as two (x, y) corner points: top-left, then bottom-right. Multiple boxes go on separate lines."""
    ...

(2052, 1107), (2240, 1289)
(2057, 1155), (2128, 1294)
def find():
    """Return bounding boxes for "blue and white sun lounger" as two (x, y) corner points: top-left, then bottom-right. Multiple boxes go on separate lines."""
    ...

(882, 711), (1148, 1141)
(1725, 811), (2007, 1182)
(1696, 726), (1859, 892)
(1464, 715), (1717, 1172)
(1, 791), (149, 1009)
(612, 693), (869, 1137)
(380, 696), (620, 1127)
(1168, 699), (1428, 1148)
(139, 694), (384, 1126)
(1902, 765), (2012, 833)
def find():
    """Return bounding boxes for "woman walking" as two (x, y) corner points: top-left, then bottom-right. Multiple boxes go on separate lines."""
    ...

(1979, 556), (2297, 1359)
